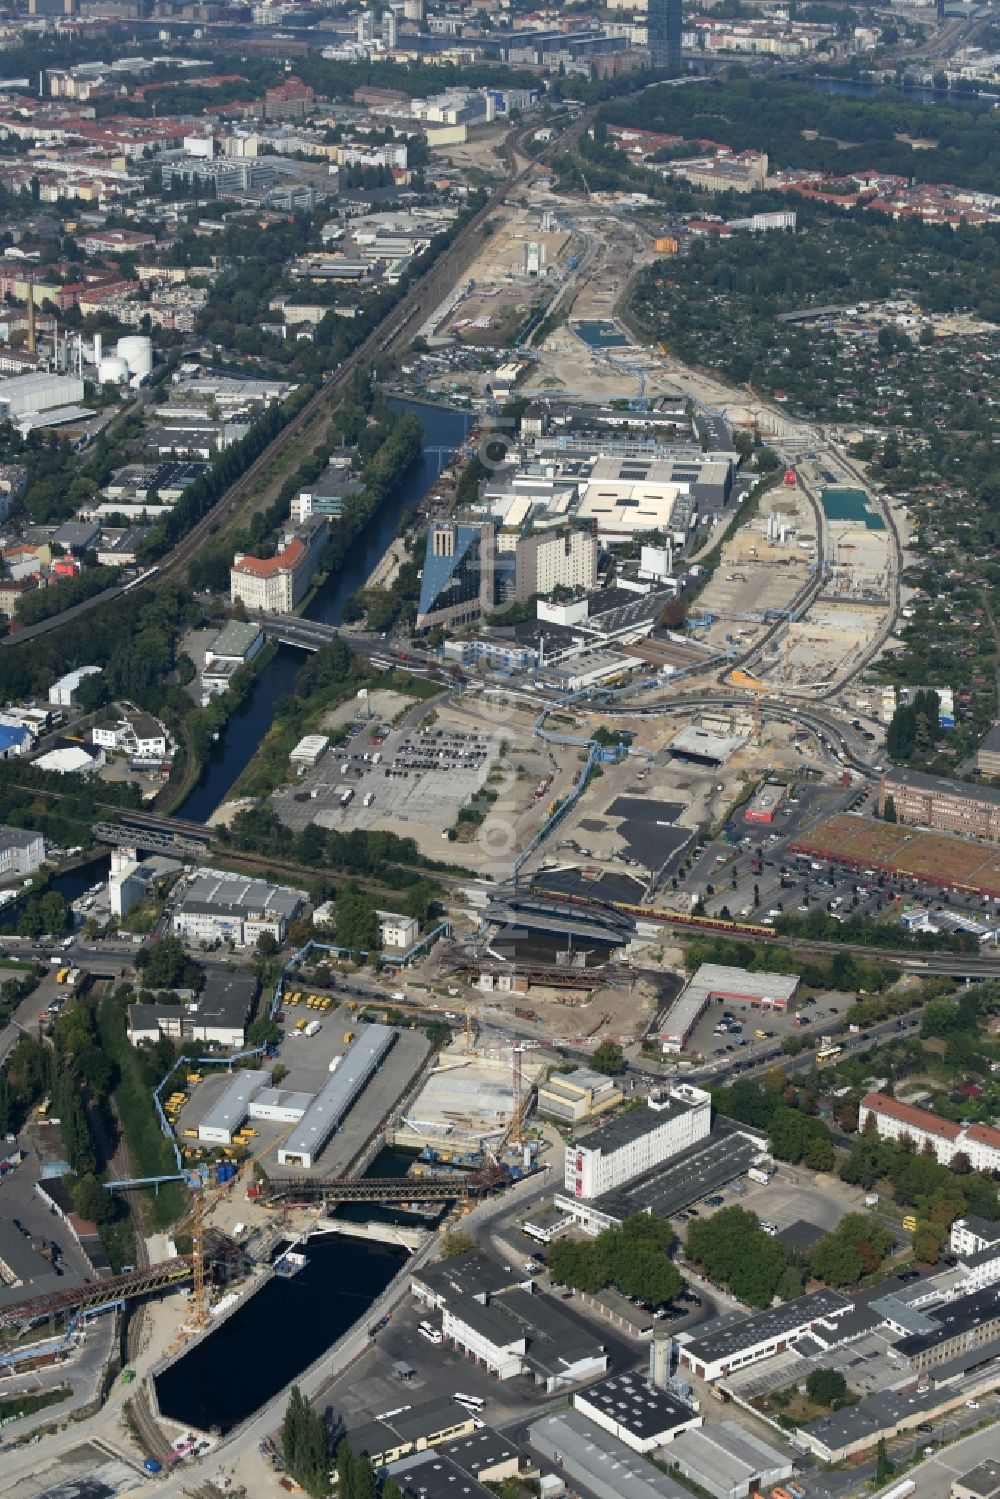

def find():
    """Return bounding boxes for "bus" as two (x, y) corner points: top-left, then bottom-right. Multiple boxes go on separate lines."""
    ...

(816, 1045), (843, 1064)
(453, 1394), (485, 1412)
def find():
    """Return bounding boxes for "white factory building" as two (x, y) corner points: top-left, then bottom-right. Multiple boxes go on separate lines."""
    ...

(859, 1092), (1000, 1174)
(0, 825), (45, 879)
(0, 372), (85, 418)
(563, 1084), (712, 1200)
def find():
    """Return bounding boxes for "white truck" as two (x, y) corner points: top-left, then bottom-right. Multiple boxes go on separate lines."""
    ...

(340, 787), (354, 807)
(304, 1020), (321, 1038)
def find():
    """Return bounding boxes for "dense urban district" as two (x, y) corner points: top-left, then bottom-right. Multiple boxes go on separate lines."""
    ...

(0, 4), (1000, 1499)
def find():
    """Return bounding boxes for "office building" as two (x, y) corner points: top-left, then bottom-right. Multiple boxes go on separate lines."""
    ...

(126, 971), (258, 1050)
(537, 1067), (622, 1125)
(563, 1084), (711, 1199)
(230, 516), (329, 613)
(416, 522), (496, 631)
(513, 525), (598, 603)
(172, 872), (304, 947)
(878, 767), (1000, 841)
(648, 0), (682, 71)
(346, 1400), (476, 1471)
(859, 1092), (1000, 1174)
(92, 708), (171, 762)
(377, 910), (419, 951)
(0, 825), (45, 878)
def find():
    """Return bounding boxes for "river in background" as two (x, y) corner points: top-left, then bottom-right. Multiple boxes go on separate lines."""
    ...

(801, 76), (997, 110)
(176, 400), (472, 824)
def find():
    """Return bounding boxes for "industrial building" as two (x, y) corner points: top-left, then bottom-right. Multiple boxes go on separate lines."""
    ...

(859, 1092), (1000, 1174)
(0, 372), (85, 417)
(572, 1373), (701, 1453)
(744, 779), (787, 825)
(439, 1286), (608, 1392)
(663, 1424), (794, 1499)
(676, 1290), (852, 1382)
(277, 1024), (396, 1169)
(530, 1410), (691, 1499)
(198, 1069), (270, 1145)
(659, 964), (799, 1054)
(537, 1067), (622, 1124)
(563, 1085), (712, 1199)
(48, 665), (102, 708)
(878, 766), (1000, 841)
(171, 872), (304, 948)
(0, 825), (45, 878)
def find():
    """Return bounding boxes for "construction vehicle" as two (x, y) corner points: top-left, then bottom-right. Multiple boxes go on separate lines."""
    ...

(294, 1017), (308, 1033)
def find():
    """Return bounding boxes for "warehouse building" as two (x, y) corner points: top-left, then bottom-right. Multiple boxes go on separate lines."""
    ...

(530, 1410), (691, 1499)
(893, 1284), (1000, 1374)
(660, 964), (798, 1054)
(198, 1069), (270, 1144)
(277, 1024), (396, 1169)
(859, 1092), (1000, 1174)
(676, 1290), (852, 1382)
(879, 767), (1000, 841)
(572, 1372), (701, 1453)
(664, 1424), (793, 1499)
(563, 1085), (712, 1200)
(976, 724), (1000, 780)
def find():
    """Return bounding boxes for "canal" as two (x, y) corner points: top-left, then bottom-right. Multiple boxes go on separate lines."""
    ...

(154, 1233), (406, 1435)
(176, 400), (472, 824)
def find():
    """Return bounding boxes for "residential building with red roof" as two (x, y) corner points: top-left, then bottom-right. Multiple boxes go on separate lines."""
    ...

(859, 1091), (1000, 1173)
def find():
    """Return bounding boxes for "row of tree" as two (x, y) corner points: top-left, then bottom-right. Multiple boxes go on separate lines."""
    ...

(548, 1214), (683, 1307)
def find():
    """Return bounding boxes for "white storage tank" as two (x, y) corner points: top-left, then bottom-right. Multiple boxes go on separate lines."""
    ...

(98, 356), (130, 385)
(116, 335), (153, 382)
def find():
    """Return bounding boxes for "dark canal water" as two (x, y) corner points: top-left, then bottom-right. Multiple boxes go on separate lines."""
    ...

(154, 1233), (406, 1435)
(176, 400), (472, 824)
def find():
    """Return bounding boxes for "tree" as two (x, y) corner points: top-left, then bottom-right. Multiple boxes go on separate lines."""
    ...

(72, 1172), (114, 1224)
(256, 932), (279, 957)
(590, 1041), (624, 1075)
(806, 1367), (848, 1407)
(883, 793), (897, 823)
(283, 1387), (331, 1497)
(440, 1230), (476, 1259)
(810, 1233), (864, 1288)
(876, 1437), (894, 1486)
(135, 935), (200, 990)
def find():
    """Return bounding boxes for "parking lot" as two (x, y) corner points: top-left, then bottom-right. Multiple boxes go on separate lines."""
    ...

(274, 715), (504, 841)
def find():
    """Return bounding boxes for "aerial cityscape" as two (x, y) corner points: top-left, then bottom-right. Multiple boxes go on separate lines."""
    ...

(0, 2), (998, 1499)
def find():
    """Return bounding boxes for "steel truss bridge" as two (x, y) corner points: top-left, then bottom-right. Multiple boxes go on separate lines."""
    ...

(0, 1258), (192, 1332)
(265, 1169), (507, 1205)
